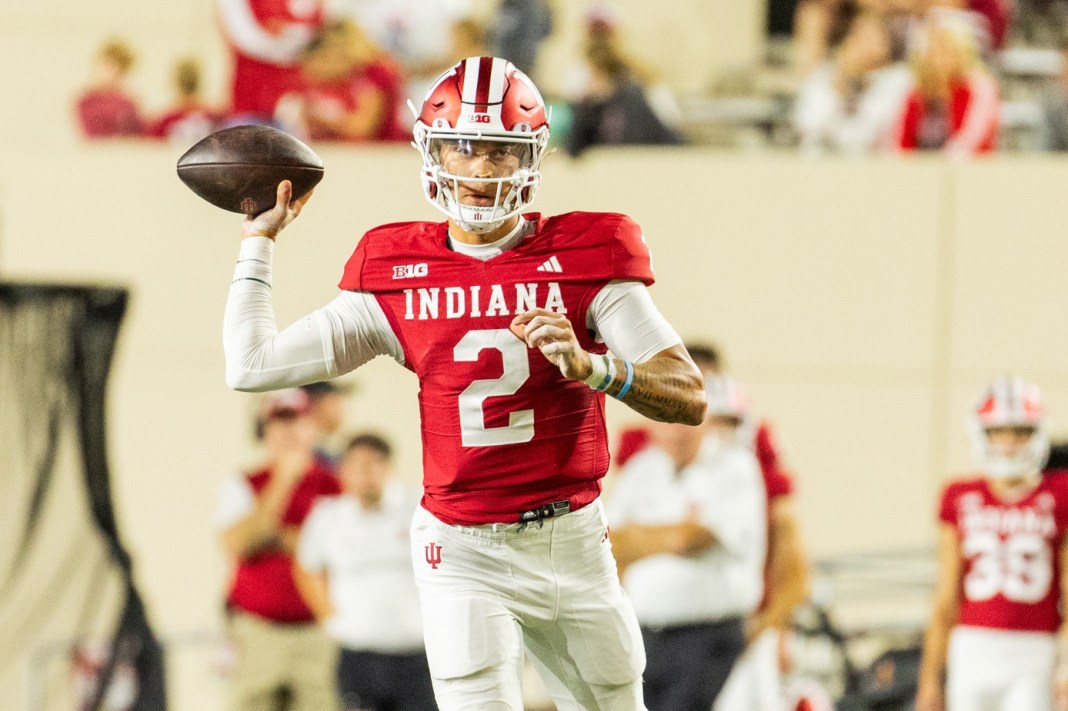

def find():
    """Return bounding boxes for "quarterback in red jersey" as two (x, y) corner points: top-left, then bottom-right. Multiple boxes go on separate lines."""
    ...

(223, 56), (706, 710)
(916, 376), (1068, 711)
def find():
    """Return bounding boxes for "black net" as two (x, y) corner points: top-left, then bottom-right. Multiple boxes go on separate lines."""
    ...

(0, 282), (166, 711)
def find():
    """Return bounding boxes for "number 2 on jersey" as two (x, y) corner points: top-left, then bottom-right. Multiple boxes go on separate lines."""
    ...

(454, 329), (534, 447)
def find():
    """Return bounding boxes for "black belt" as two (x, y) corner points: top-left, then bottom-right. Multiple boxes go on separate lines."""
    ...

(519, 499), (570, 524)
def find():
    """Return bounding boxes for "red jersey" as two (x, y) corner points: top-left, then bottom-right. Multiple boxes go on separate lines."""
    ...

(939, 474), (1068, 633)
(339, 212), (654, 525)
(297, 59), (409, 142)
(222, 0), (323, 116)
(227, 465), (339, 622)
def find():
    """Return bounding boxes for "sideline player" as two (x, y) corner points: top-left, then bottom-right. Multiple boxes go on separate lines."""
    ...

(222, 57), (706, 710)
(915, 376), (1068, 711)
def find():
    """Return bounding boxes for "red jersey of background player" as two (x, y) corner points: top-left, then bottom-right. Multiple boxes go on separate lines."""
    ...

(939, 473), (1068, 633)
(339, 211), (653, 525)
(221, 0), (323, 116)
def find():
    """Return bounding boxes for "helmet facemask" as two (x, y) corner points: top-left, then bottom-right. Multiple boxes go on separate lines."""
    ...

(415, 123), (549, 234)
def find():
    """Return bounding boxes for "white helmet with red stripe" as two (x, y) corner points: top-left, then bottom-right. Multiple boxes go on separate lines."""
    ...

(412, 56), (550, 233)
(968, 375), (1049, 479)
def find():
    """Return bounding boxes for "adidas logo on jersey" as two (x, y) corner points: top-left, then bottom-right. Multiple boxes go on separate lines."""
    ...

(536, 256), (563, 273)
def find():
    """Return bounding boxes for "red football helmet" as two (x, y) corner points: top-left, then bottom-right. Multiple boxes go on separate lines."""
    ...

(968, 375), (1048, 479)
(411, 56), (550, 233)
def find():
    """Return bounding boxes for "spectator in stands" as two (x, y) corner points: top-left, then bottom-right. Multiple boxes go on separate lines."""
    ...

(326, 0), (472, 104)
(792, 0), (862, 79)
(75, 38), (144, 139)
(559, 4), (682, 135)
(895, 8), (1000, 156)
(299, 381), (351, 468)
(607, 375), (767, 710)
(793, 10), (915, 154)
(1037, 36), (1068, 152)
(275, 19), (408, 143)
(295, 433), (437, 711)
(486, 0), (553, 78)
(146, 58), (221, 146)
(447, 17), (487, 64)
(927, 0), (1012, 52)
(217, 0), (324, 122)
(565, 43), (685, 157)
(915, 376), (1068, 711)
(215, 388), (340, 711)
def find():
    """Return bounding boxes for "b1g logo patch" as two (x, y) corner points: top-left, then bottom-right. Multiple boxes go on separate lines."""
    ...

(393, 263), (428, 279)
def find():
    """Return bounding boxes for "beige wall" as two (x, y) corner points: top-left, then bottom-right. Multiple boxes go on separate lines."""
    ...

(5, 143), (1068, 706)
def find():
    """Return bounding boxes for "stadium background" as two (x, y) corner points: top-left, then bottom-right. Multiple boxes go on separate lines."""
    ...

(3, 0), (1068, 708)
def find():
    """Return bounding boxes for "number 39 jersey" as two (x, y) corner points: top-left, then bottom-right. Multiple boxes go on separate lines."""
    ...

(338, 212), (655, 526)
(939, 474), (1068, 632)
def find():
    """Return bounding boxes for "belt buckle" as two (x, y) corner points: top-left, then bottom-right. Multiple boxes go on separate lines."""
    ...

(519, 499), (571, 525)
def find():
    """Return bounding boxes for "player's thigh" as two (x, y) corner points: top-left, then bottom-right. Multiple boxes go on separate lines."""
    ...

(1002, 674), (1054, 711)
(552, 504), (645, 687)
(410, 511), (523, 681)
(429, 650), (526, 711)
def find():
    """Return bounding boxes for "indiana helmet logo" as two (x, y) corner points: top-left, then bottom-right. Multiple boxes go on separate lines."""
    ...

(425, 542), (443, 569)
(240, 197), (257, 213)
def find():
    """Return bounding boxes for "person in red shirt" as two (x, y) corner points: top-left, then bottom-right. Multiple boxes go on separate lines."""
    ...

(216, 387), (340, 711)
(216, 0), (324, 120)
(915, 376), (1068, 711)
(75, 39), (144, 139)
(146, 58), (222, 145)
(895, 9), (1000, 157)
(220, 56), (706, 710)
(275, 20), (409, 142)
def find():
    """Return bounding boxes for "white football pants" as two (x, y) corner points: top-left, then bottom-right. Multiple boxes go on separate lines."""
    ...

(946, 625), (1056, 711)
(410, 499), (647, 711)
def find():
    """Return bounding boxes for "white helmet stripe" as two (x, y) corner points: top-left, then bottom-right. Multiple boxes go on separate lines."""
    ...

(461, 57), (480, 104)
(487, 58), (507, 103)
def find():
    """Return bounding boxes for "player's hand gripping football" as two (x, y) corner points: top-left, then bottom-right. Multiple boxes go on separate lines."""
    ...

(510, 308), (594, 382)
(241, 180), (313, 240)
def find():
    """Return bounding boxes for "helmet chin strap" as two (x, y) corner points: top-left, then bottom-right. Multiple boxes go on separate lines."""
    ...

(455, 204), (510, 234)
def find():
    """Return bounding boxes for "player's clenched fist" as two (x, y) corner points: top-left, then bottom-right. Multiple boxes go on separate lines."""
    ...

(510, 308), (592, 382)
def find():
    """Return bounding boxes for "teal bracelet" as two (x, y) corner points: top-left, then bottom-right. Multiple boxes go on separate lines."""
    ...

(614, 360), (635, 400)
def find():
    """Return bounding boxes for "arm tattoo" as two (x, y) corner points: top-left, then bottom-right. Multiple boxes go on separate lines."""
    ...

(605, 346), (706, 424)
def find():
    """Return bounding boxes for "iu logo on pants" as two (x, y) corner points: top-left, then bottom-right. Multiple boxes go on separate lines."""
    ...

(425, 542), (443, 569)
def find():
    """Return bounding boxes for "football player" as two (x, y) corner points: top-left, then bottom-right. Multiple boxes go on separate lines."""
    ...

(222, 56), (706, 710)
(915, 376), (1068, 711)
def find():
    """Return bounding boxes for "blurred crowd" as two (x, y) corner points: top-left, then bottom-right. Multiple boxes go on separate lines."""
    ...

(71, 0), (1068, 157)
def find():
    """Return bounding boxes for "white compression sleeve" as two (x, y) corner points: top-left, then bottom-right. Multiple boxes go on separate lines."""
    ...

(587, 280), (682, 363)
(224, 237), (403, 391)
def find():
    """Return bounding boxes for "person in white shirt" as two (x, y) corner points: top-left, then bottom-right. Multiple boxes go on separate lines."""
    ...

(792, 10), (914, 155)
(607, 375), (767, 711)
(295, 433), (436, 711)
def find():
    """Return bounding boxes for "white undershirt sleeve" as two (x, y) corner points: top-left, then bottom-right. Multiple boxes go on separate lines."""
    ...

(586, 280), (682, 363)
(224, 237), (404, 391)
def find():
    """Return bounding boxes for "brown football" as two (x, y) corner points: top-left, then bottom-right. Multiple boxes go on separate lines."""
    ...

(176, 125), (324, 216)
